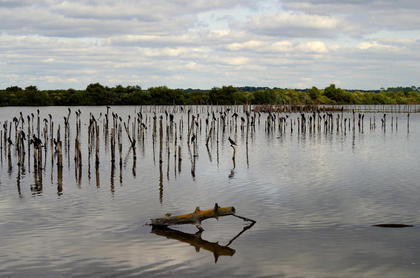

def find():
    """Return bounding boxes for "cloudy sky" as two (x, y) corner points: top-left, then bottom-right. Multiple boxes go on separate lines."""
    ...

(0, 0), (419, 90)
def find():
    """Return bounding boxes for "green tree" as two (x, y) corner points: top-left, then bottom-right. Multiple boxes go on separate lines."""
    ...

(209, 86), (237, 104)
(308, 86), (321, 102)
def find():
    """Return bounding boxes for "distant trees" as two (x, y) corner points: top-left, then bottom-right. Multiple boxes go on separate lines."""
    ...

(0, 83), (419, 106)
(253, 90), (277, 104)
(209, 86), (237, 104)
(308, 86), (321, 101)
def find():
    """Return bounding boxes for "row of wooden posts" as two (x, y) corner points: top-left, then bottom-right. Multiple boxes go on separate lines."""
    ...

(0, 105), (412, 197)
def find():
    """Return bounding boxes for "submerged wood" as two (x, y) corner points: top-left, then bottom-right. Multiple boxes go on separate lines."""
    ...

(373, 224), (414, 228)
(150, 203), (236, 228)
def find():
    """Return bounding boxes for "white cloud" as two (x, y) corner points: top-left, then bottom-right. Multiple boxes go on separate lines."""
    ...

(281, 0), (420, 33)
(222, 56), (250, 65)
(357, 41), (399, 51)
(296, 41), (329, 53)
(245, 11), (343, 38)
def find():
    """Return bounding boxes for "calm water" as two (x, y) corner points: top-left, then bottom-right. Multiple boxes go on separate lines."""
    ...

(0, 106), (419, 278)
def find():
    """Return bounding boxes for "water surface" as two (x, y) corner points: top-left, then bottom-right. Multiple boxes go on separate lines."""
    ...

(0, 106), (419, 277)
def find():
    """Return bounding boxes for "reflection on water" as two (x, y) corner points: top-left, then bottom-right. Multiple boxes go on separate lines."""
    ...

(0, 105), (420, 277)
(151, 226), (236, 263)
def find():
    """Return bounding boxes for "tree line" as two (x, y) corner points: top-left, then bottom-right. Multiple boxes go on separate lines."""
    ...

(1, 83), (419, 106)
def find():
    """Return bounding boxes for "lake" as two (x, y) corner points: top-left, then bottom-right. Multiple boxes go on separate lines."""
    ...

(0, 105), (419, 278)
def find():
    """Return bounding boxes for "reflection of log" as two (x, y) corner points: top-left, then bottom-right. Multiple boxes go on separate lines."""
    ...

(151, 226), (235, 263)
(151, 203), (235, 230)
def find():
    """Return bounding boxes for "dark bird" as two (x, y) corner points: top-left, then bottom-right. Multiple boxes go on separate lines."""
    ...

(32, 135), (42, 148)
(7, 137), (13, 145)
(191, 134), (196, 143)
(228, 137), (236, 146)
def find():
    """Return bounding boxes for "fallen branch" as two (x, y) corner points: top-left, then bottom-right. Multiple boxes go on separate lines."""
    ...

(150, 203), (254, 231)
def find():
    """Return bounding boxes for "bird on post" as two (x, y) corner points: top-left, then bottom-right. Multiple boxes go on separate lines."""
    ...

(228, 137), (236, 146)
(191, 134), (196, 143)
(20, 131), (26, 139)
(31, 135), (42, 148)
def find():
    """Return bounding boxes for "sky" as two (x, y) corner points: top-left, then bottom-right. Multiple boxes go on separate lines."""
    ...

(0, 0), (419, 90)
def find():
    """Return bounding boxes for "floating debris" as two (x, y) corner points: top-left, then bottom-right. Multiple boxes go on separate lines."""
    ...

(373, 224), (414, 228)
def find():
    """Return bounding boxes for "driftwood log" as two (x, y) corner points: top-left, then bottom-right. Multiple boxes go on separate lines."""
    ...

(150, 203), (253, 231)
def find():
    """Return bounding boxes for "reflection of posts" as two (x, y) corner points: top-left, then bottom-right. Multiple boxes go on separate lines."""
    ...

(159, 162), (163, 204)
(16, 164), (22, 197)
(206, 144), (212, 162)
(110, 161), (115, 193)
(178, 145), (182, 174)
(152, 227), (235, 263)
(57, 161), (63, 196)
(231, 145), (236, 169)
(228, 137), (236, 166)
(95, 163), (100, 188)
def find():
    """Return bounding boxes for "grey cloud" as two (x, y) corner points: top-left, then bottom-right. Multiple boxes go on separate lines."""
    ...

(0, 0), (44, 8)
(282, 0), (420, 33)
(0, 8), (193, 37)
(0, 0), (258, 37)
(242, 12), (345, 38)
